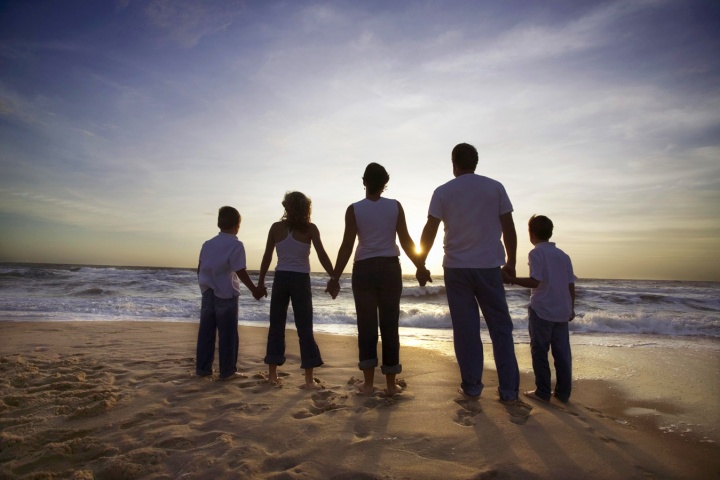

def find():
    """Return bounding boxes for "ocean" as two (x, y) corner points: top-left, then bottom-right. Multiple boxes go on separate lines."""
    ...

(1, 263), (719, 355)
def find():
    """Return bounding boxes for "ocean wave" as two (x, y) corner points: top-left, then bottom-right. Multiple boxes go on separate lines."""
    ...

(569, 312), (720, 337)
(0, 268), (66, 280)
(2, 264), (718, 339)
(401, 285), (446, 298)
(70, 288), (114, 296)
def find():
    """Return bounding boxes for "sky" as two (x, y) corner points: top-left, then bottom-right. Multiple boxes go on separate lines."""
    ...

(1, 0), (719, 281)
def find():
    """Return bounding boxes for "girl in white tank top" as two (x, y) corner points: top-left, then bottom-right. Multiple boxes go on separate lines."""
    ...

(258, 192), (336, 388)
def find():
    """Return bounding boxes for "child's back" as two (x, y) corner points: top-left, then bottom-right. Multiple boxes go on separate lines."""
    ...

(528, 241), (575, 323)
(198, 232), (247, 299)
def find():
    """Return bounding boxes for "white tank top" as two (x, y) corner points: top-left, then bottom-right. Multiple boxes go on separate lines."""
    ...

(353, 197), (400, 261)
(275, 229), (311, 273)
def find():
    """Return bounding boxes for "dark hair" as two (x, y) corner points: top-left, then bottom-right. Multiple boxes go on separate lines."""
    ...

(363, 163), (390, 195)
(529, 214), (553, 241)
(282, 191), (312, 231)
(451, 143), (479, 171)
(217, 206), (241, 230)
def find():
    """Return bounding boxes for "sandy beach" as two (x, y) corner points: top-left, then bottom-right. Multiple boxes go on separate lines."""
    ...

(1, 321), (718, 479)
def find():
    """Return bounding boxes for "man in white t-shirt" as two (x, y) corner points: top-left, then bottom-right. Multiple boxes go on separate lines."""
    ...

(418, 143), (525, 407)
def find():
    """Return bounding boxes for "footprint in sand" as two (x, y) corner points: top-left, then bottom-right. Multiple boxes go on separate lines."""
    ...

(454, 398), (482, 426)
(292, 389), (349, 419)
(502, 400), (533, 425)
(584, 406), (633, 428)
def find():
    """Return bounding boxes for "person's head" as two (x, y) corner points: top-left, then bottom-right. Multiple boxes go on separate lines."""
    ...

(528, 214), (553, 243)
(218, 206), (241, 233)
(362, 163), (390, 195)
(451, 143), (478, 175)
(281, 191), (312, 231)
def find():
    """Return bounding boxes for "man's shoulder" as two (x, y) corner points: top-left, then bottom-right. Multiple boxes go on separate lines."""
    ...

(439, 174), (504, 188)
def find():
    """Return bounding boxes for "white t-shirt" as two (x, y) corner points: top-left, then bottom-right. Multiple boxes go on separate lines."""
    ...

(528, 242), (577, 322)
(428, 174), (513, 268)
(353, 197), (401, 261)
(198, 232), (247, 299)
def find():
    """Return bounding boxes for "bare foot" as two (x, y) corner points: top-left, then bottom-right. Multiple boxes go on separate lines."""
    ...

(357, 383), (375, 396)
(268, 365), (283, 386)
(384, 386), (400, 397)
(300, 381), (318, 390)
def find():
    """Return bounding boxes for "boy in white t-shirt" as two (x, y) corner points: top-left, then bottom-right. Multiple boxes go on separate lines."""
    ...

(504, 215), (577, 403)
(196, 206), (266, 380)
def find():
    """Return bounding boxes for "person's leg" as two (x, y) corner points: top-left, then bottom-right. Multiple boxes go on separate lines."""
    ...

(378, 259), (402, 385)
(196, 289), (217, 376)
(361, 367), (375, 395)
(268, 364), (280, 385)
(301, 368), (316, 389)
(444, 268), (484, 398)
(550, 321), (572, 402)
(265, 273), (290, 382)
(527, 307), (553, 401)
(385, 373), (397, 396)
(289, 273), (323, 374)
(475, 268), (520, 401)
(216, 295), (239, 378)
(352, 260), (379, 394)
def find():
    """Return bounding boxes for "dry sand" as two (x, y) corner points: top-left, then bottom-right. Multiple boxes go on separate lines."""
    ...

(1, 320), (718, 479)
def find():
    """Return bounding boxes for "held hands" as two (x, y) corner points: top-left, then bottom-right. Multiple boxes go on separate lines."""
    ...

(325, 278), (340, 300)
(415, 266), (432, 287)
(501, 264), (516, 281)
(501, 269), (515, 285)
(253, 284), (268, 300)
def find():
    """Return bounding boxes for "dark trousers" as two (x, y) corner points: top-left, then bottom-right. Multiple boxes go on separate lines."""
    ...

(444, 267), (520, 400)
(264, 271), (323, 369)
(196, 289), (239, 378)
(351, 257), (402, 374)
(528, 307), (572, 401)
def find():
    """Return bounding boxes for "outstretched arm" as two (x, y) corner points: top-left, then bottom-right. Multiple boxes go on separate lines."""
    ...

(327, 205), (357, 298)
(310, 224), (335, 278)
(331, 205), (357, 279)
(416, 215), (440, 286)
(500, 212), (517, 277)
(258, 224), (277, 287)
(506, 275), (540, 289)
(395, 202), (424, 269)
(418, 215), (440, 264)
(236, 268), (264, 300)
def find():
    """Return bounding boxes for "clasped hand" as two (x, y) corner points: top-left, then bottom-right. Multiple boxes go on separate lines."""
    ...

(415, 266), (432, 287)
(253, 285), (268, 300)
(325, 278), (340, 299)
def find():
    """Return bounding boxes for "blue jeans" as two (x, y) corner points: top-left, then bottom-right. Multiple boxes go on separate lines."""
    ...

(444, 267), (520, 400)
(196, 289), (239, 378)
(528, 307), (572, 401)
(265, 271), (323, 369)
(351, 257), (402, 374)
